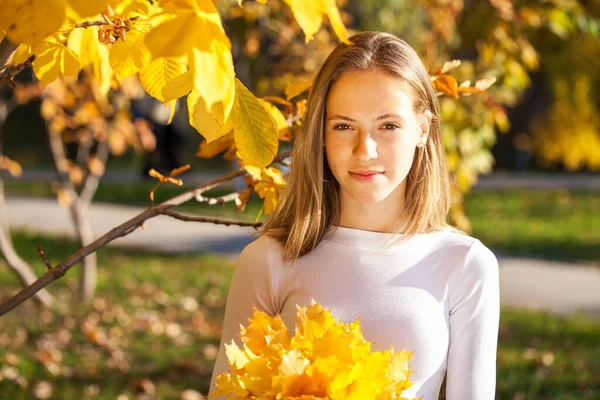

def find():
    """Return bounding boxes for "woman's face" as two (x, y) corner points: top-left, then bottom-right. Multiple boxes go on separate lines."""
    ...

(324, 68), (430, 205)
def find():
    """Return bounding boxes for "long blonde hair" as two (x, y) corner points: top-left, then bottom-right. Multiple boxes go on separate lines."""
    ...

(260, 31), (460, 264)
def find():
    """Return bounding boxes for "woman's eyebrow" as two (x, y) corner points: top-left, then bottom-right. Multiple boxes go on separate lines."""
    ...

(326, 113), (406, 122)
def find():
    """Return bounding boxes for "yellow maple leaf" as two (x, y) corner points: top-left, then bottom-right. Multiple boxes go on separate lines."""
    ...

(209, 372), (249, 399)
(0, 0), (65, 46)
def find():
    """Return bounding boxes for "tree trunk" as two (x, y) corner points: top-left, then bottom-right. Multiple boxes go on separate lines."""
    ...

(0, 227), (55, 307)
(47, 130), (98, 302)
(0, 113), (54, 307)
(70, 200), (97, 301)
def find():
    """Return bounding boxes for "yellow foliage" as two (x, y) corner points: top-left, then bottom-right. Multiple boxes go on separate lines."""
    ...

(285, 78), (313, 101)
(67, 27), (113, 94)
(259, 98), (290, 138)
(0, 0), (65, 46)
(253, 167), (286, 215)
(65, 0), (106, 19)
(33, 40), (80, 85)
(11, 43), (36, 65)
(139, 57), (187, 103)
(162, 70), (194, 102)
(109, 28), (152, 81)
(0, 156), (23, 177)
(281, 0), (349, 44)
(188, 88), (233, 143)
(210, 299), (417, 399)
(531, 77), (600, 171)
(232, 78), (279, 169)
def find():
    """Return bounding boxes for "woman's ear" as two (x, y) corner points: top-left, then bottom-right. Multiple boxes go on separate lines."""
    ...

(418, 109), (432, 144)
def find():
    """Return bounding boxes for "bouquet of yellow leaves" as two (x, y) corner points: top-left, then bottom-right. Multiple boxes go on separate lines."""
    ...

(209, 298), (420, 400)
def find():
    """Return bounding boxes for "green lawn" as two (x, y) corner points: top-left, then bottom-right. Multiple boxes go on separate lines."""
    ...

(4, 181), (600, 264)
(466, 189), (600, 264)
(1, 232), (599, 399)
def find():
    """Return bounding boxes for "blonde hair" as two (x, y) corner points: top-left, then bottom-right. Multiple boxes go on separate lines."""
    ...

(260, 31), (461, 264)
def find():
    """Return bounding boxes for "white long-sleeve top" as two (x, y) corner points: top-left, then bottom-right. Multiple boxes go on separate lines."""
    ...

(208, 226), (500, 399)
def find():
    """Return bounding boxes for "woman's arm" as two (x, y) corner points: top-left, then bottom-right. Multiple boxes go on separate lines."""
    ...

(207, 236), (280, 398)
(446, 240), (500, 399)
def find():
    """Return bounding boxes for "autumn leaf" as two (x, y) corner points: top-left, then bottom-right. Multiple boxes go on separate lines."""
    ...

(433, 59), (461, 75)
(232, 78), (279, 169)
(109, 28), (152, 81)
(432, 74), (459, 99)
(0, 0), (65, 46)
(285, 79), (312, 101)
(140, 57), (187, 103)
(196, 133), (235, 158)
(33, 40), (80, 86)
(67, 27), (114, 95)
(282, 0), (349, 44)
(188, 89), (234, 143)
(65, 0), (106, 19)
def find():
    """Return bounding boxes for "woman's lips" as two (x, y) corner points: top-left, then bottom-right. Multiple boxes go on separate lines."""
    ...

(349, 171), (384, 182)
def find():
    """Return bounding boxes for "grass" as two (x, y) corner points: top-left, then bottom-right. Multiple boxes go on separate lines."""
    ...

(4, 181), (600, 264)
(1, 232), (599, 399)
(465, 189), (600, 264)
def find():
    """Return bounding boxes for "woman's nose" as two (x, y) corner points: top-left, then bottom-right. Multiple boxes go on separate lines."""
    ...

(353, 132), (379, 161)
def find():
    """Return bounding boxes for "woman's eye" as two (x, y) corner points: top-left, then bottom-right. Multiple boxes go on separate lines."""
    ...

(382, 123), (400, 130)
(333, 124), (351, 130)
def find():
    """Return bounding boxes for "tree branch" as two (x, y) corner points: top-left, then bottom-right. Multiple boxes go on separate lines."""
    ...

(195, 190), (242, 206)
(0, 168), (259, 316)
(159, 209), (262, 228)
(0, 54), (35, 89)
(0, 36), (19, 76)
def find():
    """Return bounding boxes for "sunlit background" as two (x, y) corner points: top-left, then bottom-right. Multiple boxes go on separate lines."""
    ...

(0, 0), (599, 399)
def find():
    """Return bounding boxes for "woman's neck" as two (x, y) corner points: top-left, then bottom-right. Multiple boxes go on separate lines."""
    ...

(337, 187), (407, 234)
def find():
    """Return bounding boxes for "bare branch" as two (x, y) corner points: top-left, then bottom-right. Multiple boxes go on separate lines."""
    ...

(0, 54), (35, 89)
(0, 36), (19, 76)
(195, 190), (241, 206)
(75, 20), (113, 29)
(0, 115), (55, 307)
(0, 168), (255, 316)
(80, 138), (109, 206)
(37, 246), (53, 270)
(159, 209), (262, 229)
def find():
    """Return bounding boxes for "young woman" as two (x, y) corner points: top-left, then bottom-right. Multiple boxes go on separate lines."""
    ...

(209, 31), (500, 400)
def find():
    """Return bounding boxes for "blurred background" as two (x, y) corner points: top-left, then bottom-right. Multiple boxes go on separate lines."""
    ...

(0, 0), (599, 399)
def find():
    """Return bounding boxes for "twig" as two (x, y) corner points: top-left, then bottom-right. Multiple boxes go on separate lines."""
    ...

(74, 16), (139, 30)
(0, 54), (35, 89)
(37, 246), (53, 270)
(273, 150), (292, 165)
(0, 168), (256, 316)
(75, 20), (113, 29)
(0, 37), (20, 76)
(195, 190), (241, 206)
(159, 209), (263, 229)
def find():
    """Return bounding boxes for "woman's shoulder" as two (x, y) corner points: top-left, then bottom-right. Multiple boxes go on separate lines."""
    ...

(429, 229), (498, 274)
(239, 234), (285, 266)
(433, 232), (499, 289)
